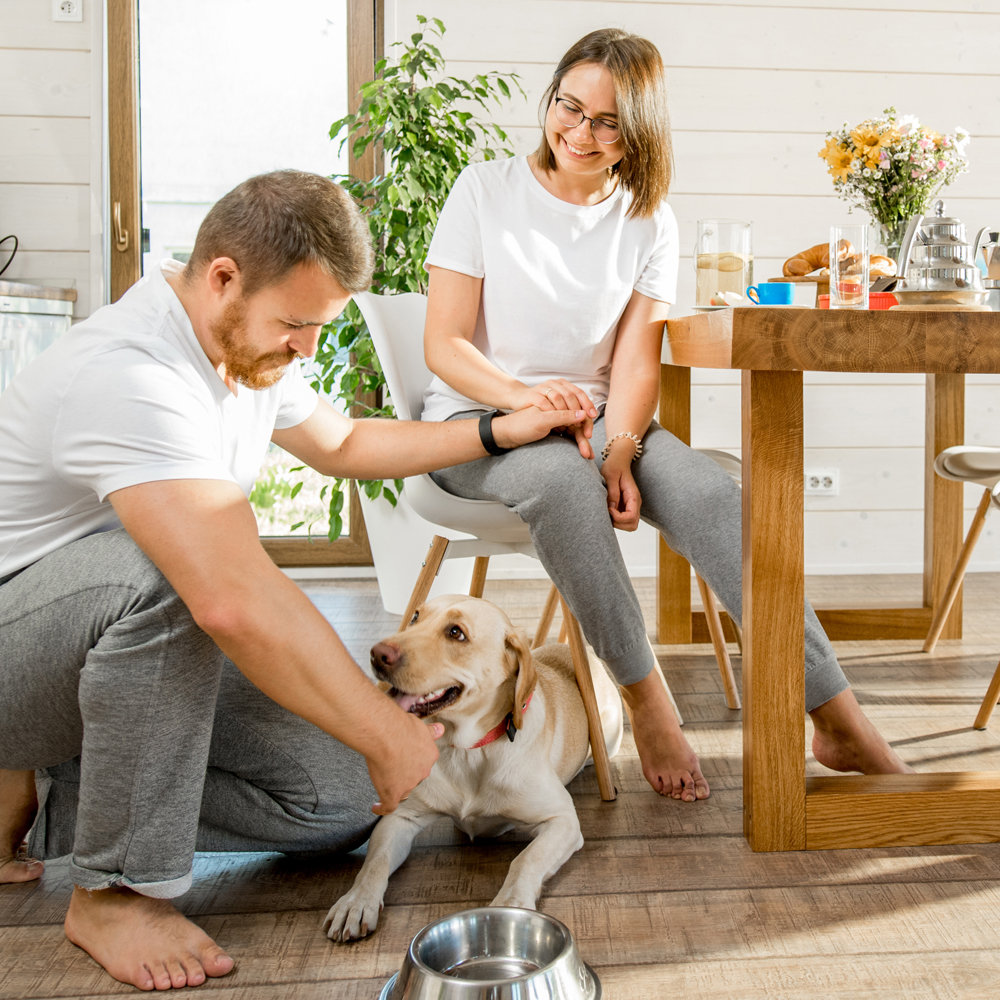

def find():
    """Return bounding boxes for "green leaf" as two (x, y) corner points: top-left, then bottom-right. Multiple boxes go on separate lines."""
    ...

(289, 481), (303, 500)
(328, 513), (344, 541)
(289, 521), (305, 532)
(288, 465), (305, 472)
(382, 487), (398, 507)
(330, 490), (345, 515)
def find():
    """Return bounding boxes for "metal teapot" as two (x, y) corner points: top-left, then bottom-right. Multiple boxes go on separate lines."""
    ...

(975, 226), (1000, 311)
(892, 201), (988, 306)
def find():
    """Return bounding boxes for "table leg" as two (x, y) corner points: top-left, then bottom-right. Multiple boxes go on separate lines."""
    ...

(657, 364), (693, 643)
(742, 369), (806, 852)
(924, 374), (965, 640)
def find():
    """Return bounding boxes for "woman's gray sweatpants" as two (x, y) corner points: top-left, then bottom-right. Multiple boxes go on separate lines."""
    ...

(433, 415), (849, 711)
(0, 529), (378, 899)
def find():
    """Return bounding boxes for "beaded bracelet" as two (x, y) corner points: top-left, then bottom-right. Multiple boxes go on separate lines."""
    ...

(601, 432), (644, 462)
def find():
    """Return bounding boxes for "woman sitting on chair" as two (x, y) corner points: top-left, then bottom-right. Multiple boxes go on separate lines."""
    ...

(421, 27), (910, 800)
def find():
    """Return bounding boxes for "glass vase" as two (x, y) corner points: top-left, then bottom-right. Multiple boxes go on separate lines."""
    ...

(877, 220), (909, 263)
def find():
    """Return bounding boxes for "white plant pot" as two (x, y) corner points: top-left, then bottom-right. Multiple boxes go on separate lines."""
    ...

(359, 488), (476, 616)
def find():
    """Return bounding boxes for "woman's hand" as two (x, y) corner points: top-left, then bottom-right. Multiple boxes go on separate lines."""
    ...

(493, 406), (590, 453)
(512, 380), (597, 460)
(602, 444), (642, 531)
(515, 378), (599, 420)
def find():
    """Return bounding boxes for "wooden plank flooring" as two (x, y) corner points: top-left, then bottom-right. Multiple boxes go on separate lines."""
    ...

(2, 574), (1000, 998)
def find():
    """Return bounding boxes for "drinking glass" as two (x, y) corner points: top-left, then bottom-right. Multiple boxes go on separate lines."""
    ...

(695, 220), (753, 307)
(829, 225), (869, 309)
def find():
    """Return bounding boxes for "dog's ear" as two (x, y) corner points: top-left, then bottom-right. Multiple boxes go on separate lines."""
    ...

(505, 627), (537, 731)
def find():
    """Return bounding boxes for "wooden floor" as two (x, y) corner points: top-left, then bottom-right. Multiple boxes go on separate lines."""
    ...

(3, 574), (1000, 998)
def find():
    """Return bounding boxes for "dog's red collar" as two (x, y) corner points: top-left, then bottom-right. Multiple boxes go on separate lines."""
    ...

(467, 692), (533, 749)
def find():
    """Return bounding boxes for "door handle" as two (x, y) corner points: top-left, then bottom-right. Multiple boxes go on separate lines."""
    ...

(113, 201), (130, 252)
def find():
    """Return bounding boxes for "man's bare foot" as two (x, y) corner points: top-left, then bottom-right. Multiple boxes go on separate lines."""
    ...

(810, 688), (913, 775)
(65, 885), (234, 991)
(621, 671), (710, 801)
(0, 769), (44, 884)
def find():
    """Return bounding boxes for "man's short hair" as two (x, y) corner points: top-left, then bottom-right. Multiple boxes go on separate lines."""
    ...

(185, 170), (374, 296)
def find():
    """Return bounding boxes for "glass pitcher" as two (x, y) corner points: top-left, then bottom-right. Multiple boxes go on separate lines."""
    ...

(695, 220), (753, 307)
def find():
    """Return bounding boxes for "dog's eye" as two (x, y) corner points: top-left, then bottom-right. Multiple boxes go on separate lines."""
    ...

(446, 625), (467, 642)
(410, 611), (419, 624)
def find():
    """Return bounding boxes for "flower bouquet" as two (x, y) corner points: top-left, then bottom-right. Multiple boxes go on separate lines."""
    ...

(819, 107), (970, 253)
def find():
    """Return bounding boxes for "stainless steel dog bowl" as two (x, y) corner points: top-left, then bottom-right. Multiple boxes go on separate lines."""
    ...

(380, 907), (601, 1000)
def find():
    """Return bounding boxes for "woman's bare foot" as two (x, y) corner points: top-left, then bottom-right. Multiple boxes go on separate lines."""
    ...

(65, 885), (234, 991)
(0, 769), (44, 884)
(810, 688), (913, 774)
(622, 671), (710, 801)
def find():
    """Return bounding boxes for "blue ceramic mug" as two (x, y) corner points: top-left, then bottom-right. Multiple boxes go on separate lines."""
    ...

(746, 282), (795, 305)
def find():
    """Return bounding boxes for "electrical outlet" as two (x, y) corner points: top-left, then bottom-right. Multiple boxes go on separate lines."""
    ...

(52, 0), (83, 22)
(804, 468), (839, 495)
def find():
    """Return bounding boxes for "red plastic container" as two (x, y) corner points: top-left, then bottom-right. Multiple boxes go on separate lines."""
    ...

(818, 292), (898, 310)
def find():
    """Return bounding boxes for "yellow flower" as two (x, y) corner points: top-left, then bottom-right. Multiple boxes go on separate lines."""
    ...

(826, 145), (854, 181)
(850, 125), (899, 160)
(818, 136), (842, 162)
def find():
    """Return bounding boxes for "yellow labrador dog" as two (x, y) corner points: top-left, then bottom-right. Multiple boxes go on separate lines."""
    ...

(323, 594), (623, 942)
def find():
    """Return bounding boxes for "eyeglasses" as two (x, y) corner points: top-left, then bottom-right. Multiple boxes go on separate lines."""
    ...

(553, 97), (620, 144)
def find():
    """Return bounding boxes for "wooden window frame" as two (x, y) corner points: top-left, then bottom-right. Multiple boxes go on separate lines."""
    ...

(106, 0), (383, 568)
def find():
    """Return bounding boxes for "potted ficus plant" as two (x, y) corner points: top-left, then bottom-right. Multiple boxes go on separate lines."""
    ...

(308, 16), (522, 541)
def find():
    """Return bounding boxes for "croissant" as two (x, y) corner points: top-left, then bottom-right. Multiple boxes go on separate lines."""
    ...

(783, 240), (853, 277)
(870, 254), (897, 277)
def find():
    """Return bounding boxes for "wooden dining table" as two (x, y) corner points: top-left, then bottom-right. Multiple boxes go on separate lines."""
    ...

(659, 306), (1000, 852)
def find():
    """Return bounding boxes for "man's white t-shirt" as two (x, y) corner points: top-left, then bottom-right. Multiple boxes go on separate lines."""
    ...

(420, 155), (679, 423)
(0, 259), (318, 577)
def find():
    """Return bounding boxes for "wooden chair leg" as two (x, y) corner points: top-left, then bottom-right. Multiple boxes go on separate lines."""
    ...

(532, 583), (560, 649)
(974, 659), (1000, 730)
(558, 618), (568, 644)
(696, 573), (741, 710)
(924, 488), (992, 653)
(400, 536), (450, 630)
(732, 621), (743, 655)
(559, 597), (616, 802)
(469, 556), (489, 599)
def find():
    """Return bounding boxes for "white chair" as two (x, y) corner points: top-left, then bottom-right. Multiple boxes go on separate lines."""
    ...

(921, 446), (1000, 729)
(355, 290), (627, 801)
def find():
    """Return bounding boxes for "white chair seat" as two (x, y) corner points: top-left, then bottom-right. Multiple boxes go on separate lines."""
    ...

(934, 446), (1000, 488)
(406, 474), (533, 546)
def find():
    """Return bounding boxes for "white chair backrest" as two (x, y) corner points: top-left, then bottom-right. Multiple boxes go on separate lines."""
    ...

(353, 291), (430, 422)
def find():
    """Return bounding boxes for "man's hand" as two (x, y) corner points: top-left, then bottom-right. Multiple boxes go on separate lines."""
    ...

(492, 406), (592, 458)
(367, 717), (445, 815)
(602, 452), (642, 532)
(508, 379), (598, 460)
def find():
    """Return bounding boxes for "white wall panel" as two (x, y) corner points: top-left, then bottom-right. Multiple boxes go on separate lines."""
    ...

(0, 49), (91, 118)
(1, 184), (90, 253)
(0, 117), (90, 184)
(396, 1), (1000, 75)
(2, 0), (92, 50)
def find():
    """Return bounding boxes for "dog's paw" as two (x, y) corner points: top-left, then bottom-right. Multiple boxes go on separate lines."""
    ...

(489, 887), (538, 911)
(322, 889), (384, 942)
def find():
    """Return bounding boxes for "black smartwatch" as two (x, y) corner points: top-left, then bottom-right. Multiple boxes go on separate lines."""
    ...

(478, 409), (510, 456)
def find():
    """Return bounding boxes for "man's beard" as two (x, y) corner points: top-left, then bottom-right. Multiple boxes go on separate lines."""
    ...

(212, 299), (301, 390)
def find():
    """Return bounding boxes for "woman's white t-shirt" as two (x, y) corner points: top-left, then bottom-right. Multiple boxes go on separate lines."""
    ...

(420, 155), (678, 422)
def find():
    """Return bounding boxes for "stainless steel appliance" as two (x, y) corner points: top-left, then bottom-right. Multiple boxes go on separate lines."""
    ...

(0, 281), (75, 394)
(892, 201), (989, 307)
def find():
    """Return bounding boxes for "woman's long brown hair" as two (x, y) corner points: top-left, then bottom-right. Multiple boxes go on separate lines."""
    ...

(534, 28), (673, 219)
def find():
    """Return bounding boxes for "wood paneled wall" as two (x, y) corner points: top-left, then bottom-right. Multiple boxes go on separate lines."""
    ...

(385, 0), (1000, 576)
(0, 0), (98, 319)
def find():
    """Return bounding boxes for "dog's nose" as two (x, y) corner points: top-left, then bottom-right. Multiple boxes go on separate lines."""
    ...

(371, 641), (402, 672)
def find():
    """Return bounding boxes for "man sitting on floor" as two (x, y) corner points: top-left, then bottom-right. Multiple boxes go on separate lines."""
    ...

(0, 170), (590, 992)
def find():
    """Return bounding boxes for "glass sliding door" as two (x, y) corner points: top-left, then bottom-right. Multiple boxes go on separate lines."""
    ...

(137, 0), (350, 541)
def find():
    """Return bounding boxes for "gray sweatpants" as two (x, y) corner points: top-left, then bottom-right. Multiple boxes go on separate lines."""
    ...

(0, 529), (377, 898)
(433, 415), (848, 711)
